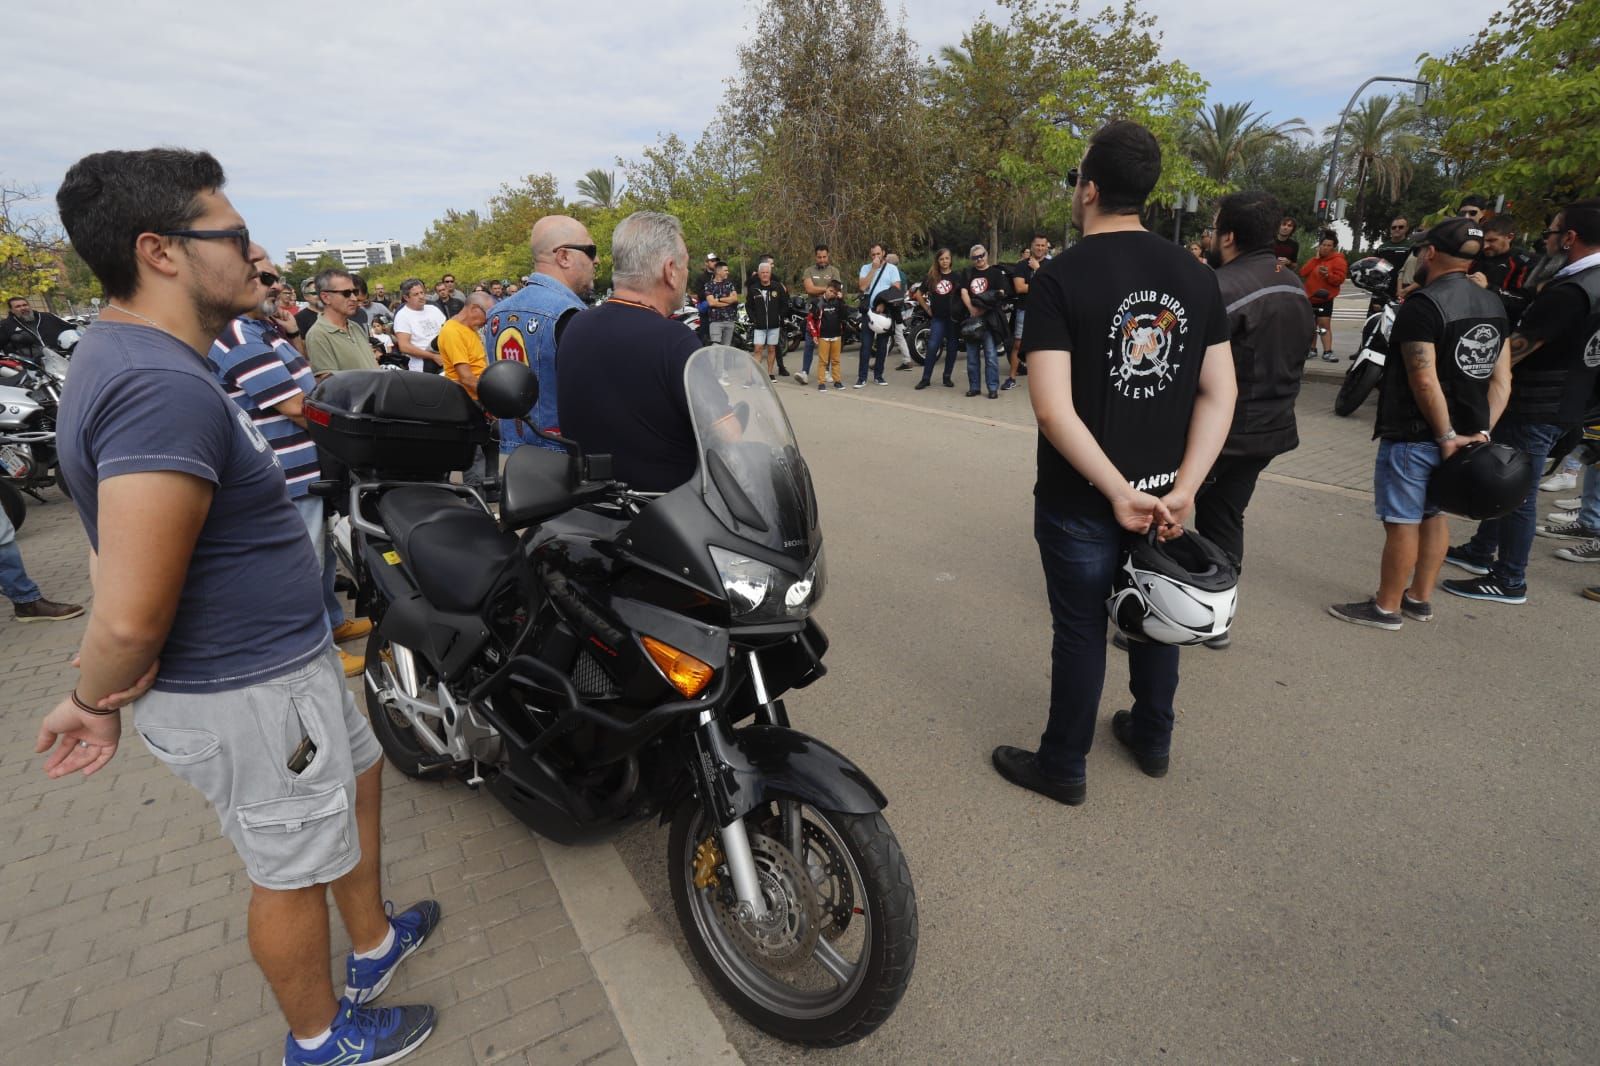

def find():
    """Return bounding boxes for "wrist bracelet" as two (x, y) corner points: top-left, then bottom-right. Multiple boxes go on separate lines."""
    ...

(71, 690), (119, 716)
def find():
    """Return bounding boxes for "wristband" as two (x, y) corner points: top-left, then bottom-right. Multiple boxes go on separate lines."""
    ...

(71, 690), (119, 716)
(1435, 429), (1457, 444)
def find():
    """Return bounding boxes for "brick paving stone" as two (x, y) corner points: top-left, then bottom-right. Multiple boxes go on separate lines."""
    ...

(523, 1011), (630, 1066)
(0, 498), (639, 1066)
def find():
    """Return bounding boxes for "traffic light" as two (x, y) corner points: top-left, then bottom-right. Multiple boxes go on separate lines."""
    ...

(1317, 198), (1329, 217)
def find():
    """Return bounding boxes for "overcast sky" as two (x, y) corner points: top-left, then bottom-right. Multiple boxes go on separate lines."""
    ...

(6, 0), (1499, 262)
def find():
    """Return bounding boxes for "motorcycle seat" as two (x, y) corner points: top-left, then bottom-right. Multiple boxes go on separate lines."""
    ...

(375, 486), (522, 613)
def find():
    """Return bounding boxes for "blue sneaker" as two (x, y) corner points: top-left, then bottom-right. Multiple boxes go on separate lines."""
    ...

(283, 999), (435, 1066)
(345, 900), (442, 1005)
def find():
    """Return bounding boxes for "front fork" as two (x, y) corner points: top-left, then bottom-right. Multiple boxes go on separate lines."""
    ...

(691, 648), (795, 922)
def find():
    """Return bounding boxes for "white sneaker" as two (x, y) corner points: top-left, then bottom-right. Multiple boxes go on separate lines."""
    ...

(1555, 497), (1582, 510)
(1554, 537), (1600, 563)
(793, 370), (808, 385)
(1540, 471), (1578, 492)
(1546, 509), (1579, 524)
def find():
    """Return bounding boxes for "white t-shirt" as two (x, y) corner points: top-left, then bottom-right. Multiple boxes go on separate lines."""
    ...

(392, 303), (447, 373)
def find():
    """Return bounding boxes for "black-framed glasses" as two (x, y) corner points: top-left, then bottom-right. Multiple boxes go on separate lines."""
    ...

(257, 271), (280, 287)
(158, 227), (251, 259)
(320, 287), (358, 298)
(1542, 228), (1564, 238)
(555, 243), (598, 260)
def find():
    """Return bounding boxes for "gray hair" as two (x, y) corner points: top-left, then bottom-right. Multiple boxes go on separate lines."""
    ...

(466, 291), (495, 311)
(611, 211), (685, 289)
(313, 266), (352, 293)
(400, 277), (425, 297)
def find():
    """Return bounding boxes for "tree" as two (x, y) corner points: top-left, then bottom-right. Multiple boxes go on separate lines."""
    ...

(1421, 0), (1600, 227)
(575, 169), (623, 210)
(726, 0), (939, 272)
(621, 127), (761, 276)
(1186, 101), (1308, 186)
(1, 183), (63, 302)
(1327, 95), (1420, 252)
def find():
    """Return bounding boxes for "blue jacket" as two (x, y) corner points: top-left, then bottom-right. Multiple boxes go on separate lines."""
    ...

(485, 274), (587, 453)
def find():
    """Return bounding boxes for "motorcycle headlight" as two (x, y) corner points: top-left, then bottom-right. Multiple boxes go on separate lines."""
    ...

(710, 546), (824, 621)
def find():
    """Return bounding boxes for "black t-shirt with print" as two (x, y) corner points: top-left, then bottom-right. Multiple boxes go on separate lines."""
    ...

(1022, 230), (1230, 516)
(1011, 258), (1039, 308)
(962, 265), (1010, 313)
(816, 298), (848, 339)
(926, 271), (960, 320)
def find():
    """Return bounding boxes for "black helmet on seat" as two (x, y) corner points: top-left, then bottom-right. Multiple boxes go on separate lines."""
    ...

(1428, 441), (1533, 520)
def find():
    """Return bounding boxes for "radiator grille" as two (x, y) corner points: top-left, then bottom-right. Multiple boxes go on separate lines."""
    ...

(572, 648), (618, 698)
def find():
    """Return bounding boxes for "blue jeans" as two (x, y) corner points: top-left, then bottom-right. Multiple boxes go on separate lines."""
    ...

(857, 331), (889, 384)
(1034, 503), (1180, 779)
(919, 319), (960, 384)
(1372, 440), (1443, 524)
(1461, 420), (1562, 586)
(1580, 461), (1600, 531)
(802, 332), (815, 375)
(0, 506), (41, 605)
(967, 331), (1000, 392)
(294, 495), (346, 629)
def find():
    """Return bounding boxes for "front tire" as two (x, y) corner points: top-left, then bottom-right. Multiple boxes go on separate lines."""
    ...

(1334, 360), (1382, 416)
(667, 796), (918, 1046)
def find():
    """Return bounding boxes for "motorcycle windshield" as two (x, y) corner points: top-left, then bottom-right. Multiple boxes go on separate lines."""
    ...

(684, 345), (819, 563)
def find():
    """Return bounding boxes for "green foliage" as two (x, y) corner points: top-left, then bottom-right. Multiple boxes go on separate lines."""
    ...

(575, 169), (623, 210)
(1186, 102), (1308, 185)
(1421, 0), (1600, 227)
(1327, 94), (1421, 251)
(1, 184), (62, 301)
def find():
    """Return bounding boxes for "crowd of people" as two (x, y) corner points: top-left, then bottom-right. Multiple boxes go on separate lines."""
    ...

(6, 114), (1598, 1064)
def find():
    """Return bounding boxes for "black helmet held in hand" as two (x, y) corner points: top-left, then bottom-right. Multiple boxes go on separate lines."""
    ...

(1429, 441), (1533, 520)
(1347, 256), (1395, 296)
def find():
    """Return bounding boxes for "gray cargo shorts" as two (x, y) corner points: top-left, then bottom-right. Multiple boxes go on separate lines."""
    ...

(132, 646), (383, 890)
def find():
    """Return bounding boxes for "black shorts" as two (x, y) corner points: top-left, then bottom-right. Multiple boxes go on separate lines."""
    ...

(1310, 301), (1334, 318)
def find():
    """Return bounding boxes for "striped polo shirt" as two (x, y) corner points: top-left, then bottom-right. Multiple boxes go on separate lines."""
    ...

(207, 316), (320, 498)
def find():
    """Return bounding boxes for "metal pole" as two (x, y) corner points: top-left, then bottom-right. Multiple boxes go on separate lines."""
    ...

(1322, 76), (1428, 224)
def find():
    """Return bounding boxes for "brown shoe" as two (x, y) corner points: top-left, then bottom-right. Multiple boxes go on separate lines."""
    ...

(332, 618), (373, 643)
(14, 598), (85, 623)
(338, 648), (365, 677)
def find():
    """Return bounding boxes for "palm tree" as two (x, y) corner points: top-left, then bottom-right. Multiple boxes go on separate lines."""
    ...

(1328, 95), (1421, 251)
(575, 168), (622, 210)
(1186, 102), (1309, 185)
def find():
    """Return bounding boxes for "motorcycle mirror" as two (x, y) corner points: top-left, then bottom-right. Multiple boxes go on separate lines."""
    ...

(477, 360), (539, 419)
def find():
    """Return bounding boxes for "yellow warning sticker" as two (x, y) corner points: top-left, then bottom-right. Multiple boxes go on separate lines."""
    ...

(383, 551), (401, 565)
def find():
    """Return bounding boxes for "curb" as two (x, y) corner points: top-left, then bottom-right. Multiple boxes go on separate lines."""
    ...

(537, 837), (745, 1066)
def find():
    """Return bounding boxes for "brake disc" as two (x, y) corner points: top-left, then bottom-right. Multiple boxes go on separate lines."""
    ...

(801, 820), (855, 940)
(714, 831), (822, 971)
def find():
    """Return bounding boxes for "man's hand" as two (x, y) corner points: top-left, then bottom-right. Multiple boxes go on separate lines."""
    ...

(270, 307), (300, 334)
(1160, 488), (1195, 536)
(1111, 490), (1176, 536)
(1439, 434), (1468, 460)
(1468, 272), (1489, 289)
(35, 697), (121, 779)
(72, 653), (158, 710)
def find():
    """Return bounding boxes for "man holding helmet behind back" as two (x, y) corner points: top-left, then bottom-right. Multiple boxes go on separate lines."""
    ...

(1329, 217), (1511, 629)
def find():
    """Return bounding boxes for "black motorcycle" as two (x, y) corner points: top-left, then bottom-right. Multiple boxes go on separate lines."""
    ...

(304, 348), (918, 1046)
(1334, 256), (1396, 417)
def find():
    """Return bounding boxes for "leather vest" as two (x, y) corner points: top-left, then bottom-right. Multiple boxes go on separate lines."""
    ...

(1510, 265), (1600, 426)
(1376, 273), (1506, 441)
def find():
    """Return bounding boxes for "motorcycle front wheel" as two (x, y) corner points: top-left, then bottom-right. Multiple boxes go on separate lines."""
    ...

(1334, 360), (1383, 416)
(0, 479), (25, 532)
(667, 795), (918, 1047)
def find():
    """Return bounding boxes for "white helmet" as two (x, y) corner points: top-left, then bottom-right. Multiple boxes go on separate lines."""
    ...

(1106, 529), (1238, 646)
(55, 329), (81, 349)
(867, 311), (892, 335)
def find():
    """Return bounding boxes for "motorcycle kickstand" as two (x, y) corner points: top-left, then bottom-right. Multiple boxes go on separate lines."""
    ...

(466, 759), (484, 789)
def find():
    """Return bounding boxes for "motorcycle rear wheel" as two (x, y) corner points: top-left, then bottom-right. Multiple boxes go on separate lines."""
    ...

(0, 479), (25, 533)
(1334, 360), (1383, 417)
(911, 326), (929, 366)
(363, 628), (450, 778)
(668, 795), (918, 1047)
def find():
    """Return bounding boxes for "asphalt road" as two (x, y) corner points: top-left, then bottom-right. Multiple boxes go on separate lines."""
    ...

(612, 373), (1597, 1065)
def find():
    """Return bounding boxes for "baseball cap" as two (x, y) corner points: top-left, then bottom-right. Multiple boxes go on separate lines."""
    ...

(1423, 217), (1484, 258)
(705, 252), (717, 261)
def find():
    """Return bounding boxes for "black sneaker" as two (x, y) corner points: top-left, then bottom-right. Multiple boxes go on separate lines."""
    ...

(1443, 544), (1491, 576)
(1441, 577), (1527, 604)
(1400, 593), (1433, 622)
(990, 746), (1085, 805)
(1111, 711), (1169, 778)
(1327, 598), (1403, 630)
(965, 389), (980, 397)
(1536, 519), (1600, 541)
(942, 378), (955, 387)
(914, 380), (930, 390)
(988, 390), (998, 399)
(1000, 378), (1018, 391)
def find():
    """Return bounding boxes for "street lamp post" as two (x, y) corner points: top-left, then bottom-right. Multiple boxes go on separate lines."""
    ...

(1319, 75), (1430, 235)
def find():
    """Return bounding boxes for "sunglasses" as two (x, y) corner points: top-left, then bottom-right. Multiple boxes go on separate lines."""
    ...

(159, 227), (252, 260)
(1066, 168), (1080, 187)
(257, 271), (280, 287)
(1542, 228), (1564, 238)
(320, 287), (359, 298)
(555, 243), (598, 260)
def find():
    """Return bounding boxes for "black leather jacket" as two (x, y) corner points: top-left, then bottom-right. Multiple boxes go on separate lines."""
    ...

(1215, 249), (1317, 459)
(0, 311), (73, 355)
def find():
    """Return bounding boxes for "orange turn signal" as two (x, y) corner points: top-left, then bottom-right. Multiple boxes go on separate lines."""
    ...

(641, 636), (715, 698)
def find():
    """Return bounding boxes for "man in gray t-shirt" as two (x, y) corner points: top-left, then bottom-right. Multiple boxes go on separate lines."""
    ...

(794, 243), (843, 385)
(44, 148), (440, 1064)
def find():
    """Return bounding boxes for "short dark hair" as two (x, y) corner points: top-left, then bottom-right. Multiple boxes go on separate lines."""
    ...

(1482, 215), (1517, 237)
(1083, 120), (1161, 215)
(1215, 191), (1282, 254)
(56, 148), (226, 300)
(315, 267), (352, 292)
(1319, 230), (1338, 245)
(1029, 231), (1049, 243)
(400, 277), (425, 296)
(7, 296), (26, 306)
(1280, 216), (1297, 231)
(814, 243), (829, 253)
(1562, 198), (1600, 245)
(1459, 194), (1487, 211)
(351, 273), (368, 296)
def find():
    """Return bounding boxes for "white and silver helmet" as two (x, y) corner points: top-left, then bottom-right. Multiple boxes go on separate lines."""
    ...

(1107, 528), (1238, 646)
(866, 311), (892, 335)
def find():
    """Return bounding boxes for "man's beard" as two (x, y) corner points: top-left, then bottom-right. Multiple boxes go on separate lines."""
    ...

(258, 295), (281, 317)
(13, 310), (34, 322)
(1203, 245), (1224, 269)
(189, 265), (258, 340)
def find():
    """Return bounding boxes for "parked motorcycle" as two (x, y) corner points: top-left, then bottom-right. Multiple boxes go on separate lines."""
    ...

(0, 349), (68, 500)
(0, 452), (28, 531)
(1334, 257), (1396, 417)
(902, 284), (930, 366)
(303, 348), (918, 1046)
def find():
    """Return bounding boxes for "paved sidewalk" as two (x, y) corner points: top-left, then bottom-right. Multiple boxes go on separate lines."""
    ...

(0, 497), (636, 1066)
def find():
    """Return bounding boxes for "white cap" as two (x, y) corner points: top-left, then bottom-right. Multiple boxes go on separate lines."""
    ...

(705, 252), (718, 260)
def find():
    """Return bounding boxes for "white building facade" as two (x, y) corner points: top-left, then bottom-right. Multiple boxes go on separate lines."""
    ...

(285, 239), (406, 271)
